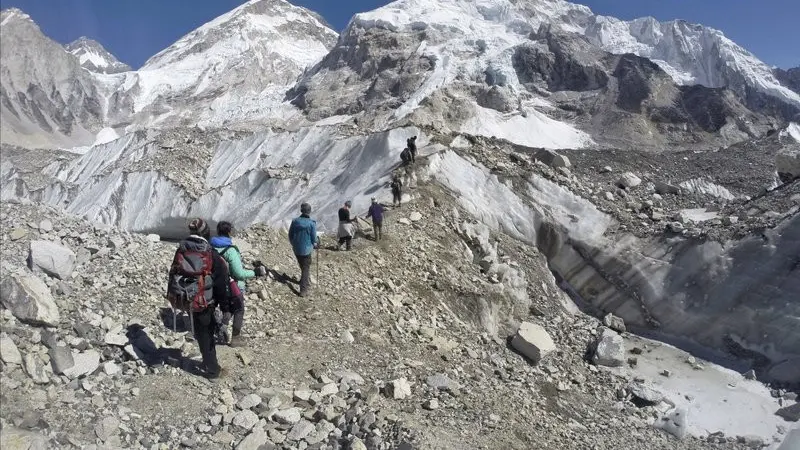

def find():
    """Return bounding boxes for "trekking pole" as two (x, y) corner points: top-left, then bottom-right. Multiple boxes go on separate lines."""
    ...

(316, 248), (320, 285)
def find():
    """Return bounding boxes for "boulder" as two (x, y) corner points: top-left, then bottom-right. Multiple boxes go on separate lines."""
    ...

(409, 212), (422, 222)
(616, 172), (642, 189)
(286, 419), (314, 441)
(237, 394), (262, 410)
(776, 143), (800, 183)
(232, 410), (259, 430)
(654, 181), (681, 195)
(511, 321), (556, 364)
(48, 344), (75, 375)
(0, 427), (49, 449)
(776, 403), (800, 422)
(425, 373), (460, 392)
(0, 335), (23, 365)
(95, 416), (120, 441)
(602, 313), (626, 333)
(592, 327), (625, 367)
(236, 427), (269, 450)
(0, 272), (60, 327)
(23, 353), (49, 384)
(534, 149), (571, 169)
(273, 407), (302, 425)
(63, 350), (100, 379)
(627, 381), (665, 405)
(28, 240), (76, 280)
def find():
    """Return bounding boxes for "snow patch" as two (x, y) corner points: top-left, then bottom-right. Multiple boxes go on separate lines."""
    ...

(93, 127), (119, 146)
(781, 122), (800, 143)
(460, 106), (594, 149)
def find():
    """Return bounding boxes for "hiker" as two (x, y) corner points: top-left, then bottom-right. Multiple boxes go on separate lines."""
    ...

(390, 176), (403, 207)
(365, 197), (384, 241)
(337, 200), (357, 251)
(400, 147), (412, 166)
(288, 203), (319, 297)
(166, 218), (230, 379)
(407, 135), (418, 162)
(210, 221), (267, 347)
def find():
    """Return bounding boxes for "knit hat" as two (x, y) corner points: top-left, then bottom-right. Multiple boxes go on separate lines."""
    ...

(345, 201), (352, 207)
(371, 197), (377, 203)
(300, 203), (312, 215)
(188, 218), (209, 235)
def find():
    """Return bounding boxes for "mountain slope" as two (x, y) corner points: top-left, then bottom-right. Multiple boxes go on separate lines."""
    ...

(0, 9), (107, 149)
(117, 0), (338, 130)
(65, 37), (131, 74)
(0, 0), (338, 149)
(289, 0), (795, 149)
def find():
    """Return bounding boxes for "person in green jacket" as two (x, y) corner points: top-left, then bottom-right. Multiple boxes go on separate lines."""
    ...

(210, 221), (266, 346)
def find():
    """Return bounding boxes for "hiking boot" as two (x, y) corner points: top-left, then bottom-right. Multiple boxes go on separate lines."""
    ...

(206, 367), (227, 380)
(229, 335), (246, 348)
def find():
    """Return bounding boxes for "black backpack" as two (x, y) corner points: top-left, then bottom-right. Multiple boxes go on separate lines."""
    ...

(400, 148), (411, 162)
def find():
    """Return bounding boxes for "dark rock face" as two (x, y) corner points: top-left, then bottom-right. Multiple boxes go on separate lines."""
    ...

(288, 26), (433, 118)
(611, 54), (663, 113)
(774, 67), (800, 95)
(513, 31), (609, 93)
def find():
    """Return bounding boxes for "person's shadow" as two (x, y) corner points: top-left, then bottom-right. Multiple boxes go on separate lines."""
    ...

(267, 269), (301, 296)
(119, 312), (205, 377)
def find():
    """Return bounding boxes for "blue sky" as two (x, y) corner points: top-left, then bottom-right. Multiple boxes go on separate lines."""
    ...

(2, 0), (798, 69)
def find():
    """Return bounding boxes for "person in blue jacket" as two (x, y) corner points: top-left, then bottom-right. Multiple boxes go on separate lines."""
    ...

(288, 202), (319, 297)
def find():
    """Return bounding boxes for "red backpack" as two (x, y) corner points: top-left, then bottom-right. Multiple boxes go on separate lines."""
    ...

(167, 240), (214, 314)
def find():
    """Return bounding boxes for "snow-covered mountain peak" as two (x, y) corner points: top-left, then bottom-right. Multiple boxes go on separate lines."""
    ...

(65, 37), (131, 74)
(0, 8), (33, 26)
(144, 0), (337, 71)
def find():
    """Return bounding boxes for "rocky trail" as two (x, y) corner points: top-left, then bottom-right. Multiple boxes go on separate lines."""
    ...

(1, 154), (796, 449)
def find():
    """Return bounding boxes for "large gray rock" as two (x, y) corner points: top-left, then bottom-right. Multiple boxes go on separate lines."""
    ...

(425, 373), (460, 392)
(511, 321), (556, 364)
(272, 407), (302, 425)
(236, 426), (269, 450)
(28, 240), (76, 280)
(592, 327), (625, 367)
(627, 381), (664, 404)
(95, 416), (120, 441)
(48, 344), (75, 375)
(286, 419), (314, 441)
(23, 353), (49, 384)
(0, 335), (23, 365)
(0, 272), (60, 327)
(776, 143), (800, 183)
(776, 403), (800, 422)
(232, 410), (259, 430)
(616, 172), (642, 189)
(0, 426), (49, 449)
(534, 148), (571, 169)
(62, 350), (100, 379)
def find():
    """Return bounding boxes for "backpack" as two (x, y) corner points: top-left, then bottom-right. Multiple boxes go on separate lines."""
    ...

(400, 148), (411, 163)
(167, 240), (214, 314)
(218, 246), (245, 312)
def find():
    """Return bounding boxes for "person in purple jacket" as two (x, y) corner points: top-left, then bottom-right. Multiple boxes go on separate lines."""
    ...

(365, 198), (385, 241)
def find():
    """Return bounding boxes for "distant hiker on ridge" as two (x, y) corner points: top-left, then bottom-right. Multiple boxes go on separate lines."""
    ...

(166, 218), (230, 379)
(400, 147), (412, 166)
(365, 197), (384, 241)
(288, 203), (319, 297)
(210, 221), (267, 347)
(391, 176), (403, 207)
(407, 135), (418, 163)
(337, 200), (357, 251)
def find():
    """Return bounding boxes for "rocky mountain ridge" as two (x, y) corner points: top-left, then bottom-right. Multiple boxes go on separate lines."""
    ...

(65, 37), (132, 74)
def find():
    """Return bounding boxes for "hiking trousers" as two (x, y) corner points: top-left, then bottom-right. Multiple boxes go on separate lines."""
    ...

(222, 300), (245, 336)
(392, 189), (402, 205)
(373, 221), (383, 240)
(192, 307), (220, 376)
(338, 236), (352, 251)
(295, 254), (312, 295)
